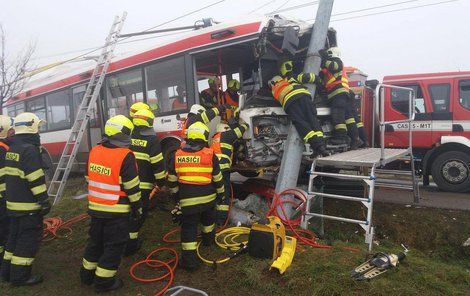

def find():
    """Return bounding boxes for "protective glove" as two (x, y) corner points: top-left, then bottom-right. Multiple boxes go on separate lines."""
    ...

(39, 200), (51, 216)
(233, 107), (240, 119)
(131, 206), (143, 223)
(171, 203), (182, 225)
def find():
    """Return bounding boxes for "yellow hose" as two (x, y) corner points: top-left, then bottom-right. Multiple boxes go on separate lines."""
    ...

(197, 226), (250, 265)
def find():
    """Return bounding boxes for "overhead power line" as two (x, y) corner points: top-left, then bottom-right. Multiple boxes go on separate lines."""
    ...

(268, 1), (319, 14)
(249, 0), (276, 14)
(269, 0), (292, 14)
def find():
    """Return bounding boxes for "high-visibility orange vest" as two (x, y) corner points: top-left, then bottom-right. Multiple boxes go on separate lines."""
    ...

(174, 147), (214, 185)
(211, 132), (222, 156)
(172, 98), (187, 110)
(87, 145), (130, 205)
(181, 118), (189, 138)
(0, 141), (9, 151)
(220, 91), (239, 107)
(321, 68), (349, 92)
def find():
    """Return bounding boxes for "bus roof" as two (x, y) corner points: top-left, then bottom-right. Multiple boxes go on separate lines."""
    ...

(7, 15), (311, 106)
(383, 71), (470, 83)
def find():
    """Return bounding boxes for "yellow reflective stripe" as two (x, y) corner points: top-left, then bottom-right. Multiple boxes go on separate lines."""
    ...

(176, 167), (213, 173)
(154, 171), (166, 180)
(179, 176), (212, 183)
(216, 204), (229, 211)
(25, 169), (44, 182)
(129, 232), (139, 239)
(213, 172), (222, 182)
(181, 242), (197, 251)
(201, 223), (215, 233)
(5, 167), (25, 178)
(95, 266), (117, 278)
(11, 256), (34, 266)
(82, 258), (97, 270)
(128, 192), (141, 203)
(219, 154), (232, 162)
(134, 152), (150, 162)
(3, 250), (13, 260)
(179, 193), (216, 207)
(303, 131), (323, 142)
(169, 187), (179, 194)
(327, 88), (349, 99)
(0, 183), (5, 192)
(6, 201), (41, 211)
(31, 184), (47, 195)
(219, 163), (231, 170)
(234, 128), (242, 138)
(88, 201), (130, 213)
(335, 124), (347, 130)
(357, 122), (364, 128)
(140, 182), (154, 190)
(220, 143), (233, 150)
(345, 117), (356, 124)
(283, 88), (311, 107)
(123, 176), (140, 190)
(150, 153), (163, 164)
(216, 186), (225, 194)
(212, 107), (220, 116)
(167, 174), (178, 182)
(0, 246), (4, 253)
(201, 112), (209, 123)
(0, 168), (5, 178)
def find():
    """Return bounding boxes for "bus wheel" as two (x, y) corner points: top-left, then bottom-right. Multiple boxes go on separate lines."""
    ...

(431, 151), (470, 193)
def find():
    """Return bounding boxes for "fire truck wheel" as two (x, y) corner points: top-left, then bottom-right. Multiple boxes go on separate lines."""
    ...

(431, 151), (470, 193)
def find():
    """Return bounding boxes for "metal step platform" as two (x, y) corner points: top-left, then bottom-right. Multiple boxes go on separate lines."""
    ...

(316, 148), (410, 167)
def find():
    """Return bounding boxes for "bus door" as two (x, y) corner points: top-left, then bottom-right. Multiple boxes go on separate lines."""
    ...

(453, 78), (470, 137)
(386, 82), (434, 148)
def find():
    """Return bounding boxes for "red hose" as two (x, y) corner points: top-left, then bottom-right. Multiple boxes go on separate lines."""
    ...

(42, 214), (89, 241)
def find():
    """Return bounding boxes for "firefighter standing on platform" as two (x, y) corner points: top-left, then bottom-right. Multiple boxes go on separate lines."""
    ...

(126, 109), (166, 255)
(347, 90), (368, 148)
(0, 115), (13, 269)
(80, 115), (142, 293)
(269, 62), (328, 156)
(211, 119), (247, 225)
(200, 77), (222, 109)
(319, 47), (351, 145)
(0, 113), (49, 286)
(167, 122), (224, 271)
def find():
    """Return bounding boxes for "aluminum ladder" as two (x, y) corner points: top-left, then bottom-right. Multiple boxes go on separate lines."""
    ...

(48, 12), (127, 205)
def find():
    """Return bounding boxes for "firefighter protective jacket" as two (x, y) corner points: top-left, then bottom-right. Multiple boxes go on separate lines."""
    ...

(320, 57), (350, 99)
(4, 134), (48, 216)
(167, 144), (224, 215)
(87, 142), (141, 218)
(0, 139), (9, 214)
(182, 106), (221, 137)
(200, 88), (222, 109)
(220, 91), (239, 107)
(272, 73), (315, 109)
(130, 127), (166, 190)
(211, 123), (248, 171)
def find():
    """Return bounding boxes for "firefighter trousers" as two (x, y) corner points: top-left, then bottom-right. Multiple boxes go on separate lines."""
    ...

(126, 189), (149, 255)
(0, 214), (43, 284)
(345, 100), (360, 142)
(180, 206), (216, 269)
(0, 203), (9, 266)
(216, 170), (231, 226)
(80, 216), (129, 289)
(329, 93), (349, 139)
(285, 95), (325, 150)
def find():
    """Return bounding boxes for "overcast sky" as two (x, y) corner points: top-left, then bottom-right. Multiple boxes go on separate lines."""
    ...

(0, 0), (468, 79)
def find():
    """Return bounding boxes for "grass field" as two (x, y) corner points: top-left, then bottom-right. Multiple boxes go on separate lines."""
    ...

(1, 177), (469, 295)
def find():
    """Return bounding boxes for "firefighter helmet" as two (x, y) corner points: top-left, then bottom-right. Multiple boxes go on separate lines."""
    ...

(186, 121), (209, 142)
(13, 112), (46, 135)
(189, 104), (205, 115)
(326, 47), (341, 58)
(208, 77), (220, 86)
(129, 102), (150, 118)
(0, 115), (13, 139)
(280, 61), (293, 77)
(227, 79), (240, 91)
(133, 109), (155, 128)
(216, 123), (230, 133)
(268, 76), (283, 88)
(105, 115), (134, 138)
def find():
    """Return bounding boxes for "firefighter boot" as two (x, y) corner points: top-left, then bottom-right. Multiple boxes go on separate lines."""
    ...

(349, 137), (364, 150)
(329, 134), (350, 146)
(11, 274), (43, 287)
(308, 138), (329, 157)
(95, 278), (123, 293)
(180, 251), (200, 272)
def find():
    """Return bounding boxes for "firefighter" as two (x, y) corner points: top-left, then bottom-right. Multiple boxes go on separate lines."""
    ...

(167, 122), (224, 271)
(200, 77), (222, 109)
(268, 75), (328, 157)
(129, 101), (150, 118)
(211, 118), (248, 225)
(181, 103), (231, 138)
(80, 115), (142, 293)
(348, 90), (368, 148)
(0, 115), (13, 269)
(0, 113), (49, 286)
(171, 85), (187, 111)
(319, 47), (351, 145)
(126, 109), (166, 255)
(220, 79), (240, 107)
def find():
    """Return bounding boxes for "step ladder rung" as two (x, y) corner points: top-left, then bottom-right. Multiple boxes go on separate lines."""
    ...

(308, 191), (369, 203)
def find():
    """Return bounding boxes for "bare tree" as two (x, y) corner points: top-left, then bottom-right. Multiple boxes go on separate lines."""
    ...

(0, 24), (36, 114)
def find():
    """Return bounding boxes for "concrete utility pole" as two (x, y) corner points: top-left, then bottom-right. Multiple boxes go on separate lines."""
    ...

(275, 0), (334, 233)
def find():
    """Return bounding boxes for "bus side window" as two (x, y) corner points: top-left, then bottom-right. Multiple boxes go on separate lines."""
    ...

(428, 83), (450, 113)
(459, 80), (470, 110)
(145, 57), (186, 115)
(106, 69), (144, 117)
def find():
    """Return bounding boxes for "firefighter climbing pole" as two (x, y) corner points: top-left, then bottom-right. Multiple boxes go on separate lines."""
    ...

(48, 13), (127, 205)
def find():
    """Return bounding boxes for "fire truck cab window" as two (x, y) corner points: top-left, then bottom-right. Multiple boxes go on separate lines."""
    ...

(7, 102), (25, 118)
(27, 97), (47, 132)
(145, 57), (186, 114)
(391, 85), (425, 115)
(428, 84), (450, 112)
(46, 90), (71, 131)
(106, 69), (144, 117)
(459, 80), (470, 110)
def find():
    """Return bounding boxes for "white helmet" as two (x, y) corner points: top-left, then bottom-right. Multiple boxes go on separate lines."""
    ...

(327, 47), (341, 58)
(0, 115), (13, 139)
(190, 104), (205, 115)
(13, 112), (46, 135)
(216, 123), (230, 133)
